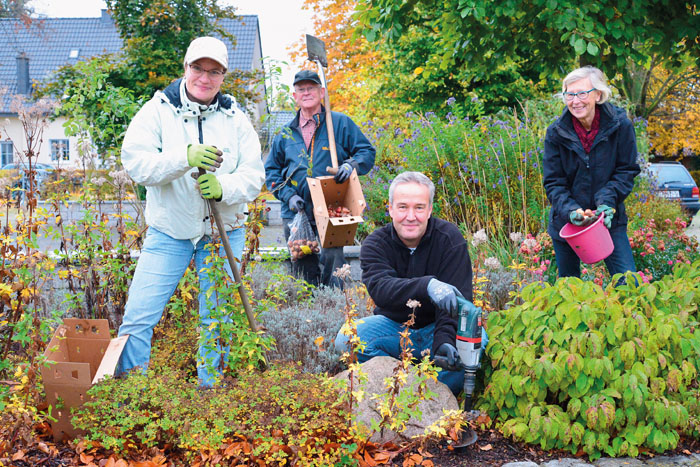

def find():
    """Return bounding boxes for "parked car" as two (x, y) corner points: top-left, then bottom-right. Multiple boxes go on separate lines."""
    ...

(647, 162), (700, 215)
(1, 162), (55, 200)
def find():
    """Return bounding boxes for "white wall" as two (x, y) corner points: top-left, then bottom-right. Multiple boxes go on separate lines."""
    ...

(1, 116), (80, 168)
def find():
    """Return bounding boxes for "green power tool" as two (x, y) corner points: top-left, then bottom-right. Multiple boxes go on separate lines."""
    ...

(434, 296), (484, 447)
(435, 296), (483, 410)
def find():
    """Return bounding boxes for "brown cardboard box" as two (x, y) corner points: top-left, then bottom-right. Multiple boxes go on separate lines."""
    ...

(42, 318), (128, 440)
(307, 171), (365, 248)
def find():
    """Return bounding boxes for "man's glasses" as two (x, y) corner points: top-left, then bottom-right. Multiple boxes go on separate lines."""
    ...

(564, 88), (596, 101)
(189, 64), (226, 79)
(295, 85), (320, 94)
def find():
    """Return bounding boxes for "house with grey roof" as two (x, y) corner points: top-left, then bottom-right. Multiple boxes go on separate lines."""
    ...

(0, 10), (265, 168)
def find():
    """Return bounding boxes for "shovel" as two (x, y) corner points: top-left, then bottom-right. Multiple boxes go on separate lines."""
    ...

(306, 34), (339, 176)
(198, 168), (260, 334)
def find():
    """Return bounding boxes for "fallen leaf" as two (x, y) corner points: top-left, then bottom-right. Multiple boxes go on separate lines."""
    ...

(12, 450), (25, 461)
(363, 449), (378, 466)
(683, 449), (692, 455)
(80, 452), (95, 463)
(422, 461), (434, 467)
(478, 443), (493, 451)
(372, 451), (393, 463)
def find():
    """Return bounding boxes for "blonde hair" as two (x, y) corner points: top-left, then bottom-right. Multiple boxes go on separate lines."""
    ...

(561, 66), (612, 104)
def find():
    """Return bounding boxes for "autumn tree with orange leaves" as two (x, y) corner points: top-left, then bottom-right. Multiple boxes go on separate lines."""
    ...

(648, 71), (700, 158)
(290, 0), (401, 122)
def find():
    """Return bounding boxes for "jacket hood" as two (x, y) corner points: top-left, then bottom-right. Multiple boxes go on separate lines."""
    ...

(159, 78), (235, 112)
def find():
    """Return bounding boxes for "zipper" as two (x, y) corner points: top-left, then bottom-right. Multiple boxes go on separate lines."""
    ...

(198, 115), (204, 144)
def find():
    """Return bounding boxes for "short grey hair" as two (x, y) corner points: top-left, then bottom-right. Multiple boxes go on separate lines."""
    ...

(388, 171), (435, 205)
(561, 66), (612, 104)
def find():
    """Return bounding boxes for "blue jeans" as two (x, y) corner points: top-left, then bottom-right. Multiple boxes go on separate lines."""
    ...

(552, 225), (636, 278)
(117, 227), (245, 387)
(334, 314), (489, 396)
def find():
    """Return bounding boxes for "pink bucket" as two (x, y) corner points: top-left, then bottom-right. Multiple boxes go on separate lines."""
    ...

(559, 213), (614, 264)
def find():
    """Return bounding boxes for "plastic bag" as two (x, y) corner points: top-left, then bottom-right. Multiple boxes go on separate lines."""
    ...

(287, 212), (320, 261)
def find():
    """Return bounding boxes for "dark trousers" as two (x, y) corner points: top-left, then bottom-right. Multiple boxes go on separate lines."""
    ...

(551, 224), (636, 278)
(283, 219), (347, 288)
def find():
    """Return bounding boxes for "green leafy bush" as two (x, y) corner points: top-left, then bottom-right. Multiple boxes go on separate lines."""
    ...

(73, 364), (355, 464)
(478, 265), (700, 460)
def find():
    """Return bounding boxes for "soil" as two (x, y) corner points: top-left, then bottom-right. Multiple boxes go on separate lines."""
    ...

(6, 426), (700, 466)
(394, 428), (700, 467)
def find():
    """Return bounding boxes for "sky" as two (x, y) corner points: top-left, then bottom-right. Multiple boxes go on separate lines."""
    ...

(27, 0), (315, 87)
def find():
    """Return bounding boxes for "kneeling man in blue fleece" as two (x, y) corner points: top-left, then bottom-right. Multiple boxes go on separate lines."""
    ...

(335, 171), (487, 395)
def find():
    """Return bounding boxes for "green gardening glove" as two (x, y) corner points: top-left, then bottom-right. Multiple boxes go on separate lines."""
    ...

(596, 205), (614, 228)
(569, 210), (586, 226)
(187, 144), (223, 171)
(197, 173), (222, 200)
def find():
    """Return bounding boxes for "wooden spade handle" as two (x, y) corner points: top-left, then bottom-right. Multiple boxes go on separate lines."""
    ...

(316, 61), (338, 172)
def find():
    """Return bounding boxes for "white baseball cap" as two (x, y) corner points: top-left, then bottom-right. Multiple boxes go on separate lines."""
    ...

(184, 37), (228, 70)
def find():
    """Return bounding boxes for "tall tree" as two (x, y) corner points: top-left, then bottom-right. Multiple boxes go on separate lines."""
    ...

(290, 0), (391, 120)
(0, 0), (32, 18)
(647, 71), (700, 157)
(105, 0), (242, 99)
(356, 0), (700, 116)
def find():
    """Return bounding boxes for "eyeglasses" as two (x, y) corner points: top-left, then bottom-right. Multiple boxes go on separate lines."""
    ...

(188, 64), (226, 79)
(295, 85), (320, 94)
(564, 88), (596, 101)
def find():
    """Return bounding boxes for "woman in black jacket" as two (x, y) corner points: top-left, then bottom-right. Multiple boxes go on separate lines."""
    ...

(543, 66), (640, 278)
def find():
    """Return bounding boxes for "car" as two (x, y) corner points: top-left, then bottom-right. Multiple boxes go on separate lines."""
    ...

(1, 162), (56, 200)
(646, 162), (700, 215)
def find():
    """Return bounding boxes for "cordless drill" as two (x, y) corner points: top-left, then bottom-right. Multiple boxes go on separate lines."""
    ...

(434, 296), (483, 411)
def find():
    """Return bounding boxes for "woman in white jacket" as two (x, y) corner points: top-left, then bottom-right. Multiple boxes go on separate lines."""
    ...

(117, 37), (265, 387)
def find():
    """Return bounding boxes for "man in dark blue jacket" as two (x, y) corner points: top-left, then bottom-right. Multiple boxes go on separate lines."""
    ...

(265, 70), (375, 287)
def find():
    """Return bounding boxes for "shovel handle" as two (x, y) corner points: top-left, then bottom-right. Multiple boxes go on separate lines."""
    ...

(316, 61), (339, 171)
(198, 168), (260, 333)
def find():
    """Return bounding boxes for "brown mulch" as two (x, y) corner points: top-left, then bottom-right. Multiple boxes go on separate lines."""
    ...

(405, 428), (700, 467)
(5, 422), (700, 466)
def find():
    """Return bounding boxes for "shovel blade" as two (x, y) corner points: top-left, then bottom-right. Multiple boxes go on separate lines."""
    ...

(306, 34), (328, 67)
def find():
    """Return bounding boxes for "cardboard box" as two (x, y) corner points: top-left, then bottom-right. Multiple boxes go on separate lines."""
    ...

(307, 171), (365, 248)
(42, 318), (128, 440)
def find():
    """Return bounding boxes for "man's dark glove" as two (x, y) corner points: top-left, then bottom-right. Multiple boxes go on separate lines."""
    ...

(288, 195), (305, 213)
(427, 278), (464, 317)
(334, 162), (355, 183)
(435, 342), (462, 371)
(596, 205), (614, 229)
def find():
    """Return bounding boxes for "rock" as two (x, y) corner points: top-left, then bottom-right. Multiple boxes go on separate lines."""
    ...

(333, 356), (459, 443)
(501, 462), (540, 467)
(594, 458), (645, 466)
(542, 459), (593, 467)
(644, 456), (700, 465)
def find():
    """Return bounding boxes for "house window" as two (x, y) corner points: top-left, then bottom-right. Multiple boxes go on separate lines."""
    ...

(50, 139), (70, 161)
(0, 141), (12, 166)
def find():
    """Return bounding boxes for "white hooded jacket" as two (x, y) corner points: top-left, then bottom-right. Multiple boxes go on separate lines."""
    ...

(122, 78), (264, 243)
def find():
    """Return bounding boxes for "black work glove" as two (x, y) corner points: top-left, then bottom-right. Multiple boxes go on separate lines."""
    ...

(334, 162), (355, 183)
(288, 195), (305, 213)
(435, 342), (462, 371)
